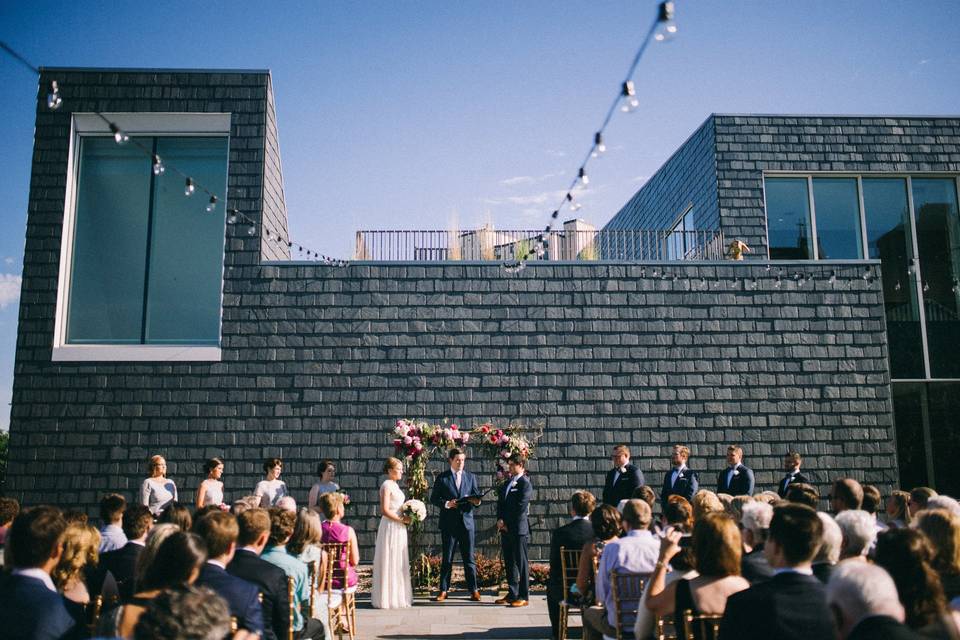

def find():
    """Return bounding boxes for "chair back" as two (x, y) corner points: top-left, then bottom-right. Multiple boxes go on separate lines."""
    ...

(679, 609), (723, 640)
(319, 541), (349, 594)
(610, 570), (647, 640)
(655, 615), (677, 640)
(287, 575), (296, 640)
(559, 546), (582, 602)
(307, 558), (320, 618)
(86, 594), (104, 636)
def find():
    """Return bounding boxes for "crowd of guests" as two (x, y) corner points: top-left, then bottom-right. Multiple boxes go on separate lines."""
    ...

(547, 444), (960, 640)
(0, 456), (358, 640)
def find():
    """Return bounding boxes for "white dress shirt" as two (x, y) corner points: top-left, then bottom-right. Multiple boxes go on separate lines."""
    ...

(12, 567), (56, 592)
(596, 529), (660, 626)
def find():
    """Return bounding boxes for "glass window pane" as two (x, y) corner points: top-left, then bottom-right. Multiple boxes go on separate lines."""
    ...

(912, 178), (960, 378)
(812, 178), (863, 259)
(765, 178), (813, 259)
(144, 137), (228, 344)
(892, 383), (929, 490)
(863, 178), (924, 378)
(67, 137), (152, 343)
(928, 382), (960, 495)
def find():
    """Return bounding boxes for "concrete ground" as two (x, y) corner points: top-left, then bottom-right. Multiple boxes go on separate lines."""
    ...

(355, 590), (585, 639)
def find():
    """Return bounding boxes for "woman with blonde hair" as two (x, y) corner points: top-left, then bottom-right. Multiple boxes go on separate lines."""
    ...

(886, 490), (912, 528)
(140, 454), (178, 516)
(371, 456), (413, 609)
(54, 522), (118, 626)
(915, 508), (960, 600)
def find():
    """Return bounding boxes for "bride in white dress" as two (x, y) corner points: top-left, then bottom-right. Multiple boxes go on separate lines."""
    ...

(372, 456), (414, 609)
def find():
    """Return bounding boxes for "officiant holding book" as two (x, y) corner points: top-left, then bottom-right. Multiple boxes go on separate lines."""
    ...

(430, 447), (483, 602)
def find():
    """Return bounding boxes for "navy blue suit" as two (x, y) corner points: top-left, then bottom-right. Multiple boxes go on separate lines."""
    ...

(197, 562), (265, 635)
(228, 549), (289, 640)
(497, 474), (533, 601)
(100, 541), (143, 600)
(602, 464), (644, 507)
(0, 573), (77, 640)
(719, 571), (833, 640)
(661, 466), (698, 511)
(430, 468), (481, 592)
(716, 463), (755, 496)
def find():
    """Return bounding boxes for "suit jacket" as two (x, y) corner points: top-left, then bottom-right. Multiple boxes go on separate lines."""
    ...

(227, 549), (288, 640)
(848, 615), (923, 640)
(811, 561), (834, 584)
(548, 518), (594, 587)
(716, 464), (755, 496)
(430, 468), (481, 534)
(740, 546), (774, 584)
(0, 573), (77, 640)
(100, 541), (143, 599)
(777, 471), (810, 497)
(719, 571), (833, 640)
(602, 464), (644, 506)
(497, 474), (533, 536)
(197, 562), (264, 635)
(660, 467), (699, 511)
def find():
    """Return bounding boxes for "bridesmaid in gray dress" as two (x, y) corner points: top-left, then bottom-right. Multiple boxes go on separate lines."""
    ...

(195, 457), (225, 509)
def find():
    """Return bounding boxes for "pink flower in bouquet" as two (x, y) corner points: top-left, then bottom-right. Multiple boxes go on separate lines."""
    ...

(461, 432), (470, 444)
(341, 493), (351, 505)
(501, 450), (510, 458)
(403, 435), (413, 445)
(501, 435), (510, 444)
(496, 469), (507, 480)
(480, 425), (490, 434)
(496, 429), (503, 437)
(393, 438), (402, 448)
(489, 435), (498, 444)
(414, 441), (423, 451)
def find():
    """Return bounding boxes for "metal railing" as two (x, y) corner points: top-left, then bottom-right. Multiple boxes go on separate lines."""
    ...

(353, 229), (725, 261)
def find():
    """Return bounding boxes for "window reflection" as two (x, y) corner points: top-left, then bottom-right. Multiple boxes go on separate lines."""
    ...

(766, 178), (813, 259)
(812, 178), (863, 259)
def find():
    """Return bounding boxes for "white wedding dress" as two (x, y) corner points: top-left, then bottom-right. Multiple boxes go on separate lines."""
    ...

(371, 479), (413, 609)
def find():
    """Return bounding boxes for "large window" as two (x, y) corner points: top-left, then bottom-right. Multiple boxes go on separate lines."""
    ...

(666, 206), (696, 260)
(55, 114), (231, 361)
(765, 178), (813, 259)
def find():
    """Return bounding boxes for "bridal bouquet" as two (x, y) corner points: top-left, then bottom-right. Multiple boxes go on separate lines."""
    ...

(400, 499), (427, 525)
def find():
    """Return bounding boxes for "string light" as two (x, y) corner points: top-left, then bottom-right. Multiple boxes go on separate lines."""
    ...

(109, 123), (129, 145)
(46, 80), (62, 110)
(206, 195), (217, 213)
(152, 155), (165, 176)
(184, 178), (195, 197)
(620, 81), (640, 113)
(655, 1), (678, 41)
(578, 167), (590, 187)
(591, 132), (606, 157)
(227, 209), (238, 225)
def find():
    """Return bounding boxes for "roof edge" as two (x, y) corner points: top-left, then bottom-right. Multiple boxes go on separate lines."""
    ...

(712, 112), (960, 120)
(39, 66), (271, 74)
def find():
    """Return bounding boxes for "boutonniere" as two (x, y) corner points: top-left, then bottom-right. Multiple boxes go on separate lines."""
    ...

(732, 470), (740, 477)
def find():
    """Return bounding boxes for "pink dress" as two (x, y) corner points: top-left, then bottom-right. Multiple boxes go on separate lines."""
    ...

(321, 520), (358, 589)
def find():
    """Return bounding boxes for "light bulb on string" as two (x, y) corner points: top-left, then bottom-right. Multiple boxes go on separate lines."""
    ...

(578, 167), (590, 187)
(894, 280), (902, 292)
(829, 270), (837, 284)
(863, 266), (873, 281)
(620, 81), (640, 113)
(952, 279), (959, 294)
(775, 275), (782, 289)
(206, 195), (218, 212)
(47, 81), (62, 110)
(923, 281), (930, 293)
(109, 123), (129, 145)
(184, 178), (195, 197)
(152, 155), (165, 175)
(247, 223), (257, 236)
(591, 132), (606, 158)
(654, 1), (678, 42)
(226, 209), (238, 225)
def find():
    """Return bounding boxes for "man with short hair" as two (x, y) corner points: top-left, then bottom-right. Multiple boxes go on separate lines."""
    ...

(98, 493), (127, 553)
(260, 508), (324, 639)
(831, 478), (864, 514)
(661, 445), (698, 511)
(0, 496), (20, 568)
(778, 452), (810, 498)
(826, 562), (917, 640)
(496, 454), (533, 608)
(133, 585), (232, 640)
(602, 444), (644, 507)
(101, 503), (153, 599)
(429, 447), (482, 602)
(835, 510), (876, 561)
(719, 503), (833, 640)
(227, 508), (290, 640)
(785, 482), (820, 509)
(0, 505), (76, 638)
(583, 499), (660, 640)
(194, 511), (264, 635)
(547, 490), (597, 639)
(740, 501), (774, 584)
(715, 446), (753, 496)
(908, 487), (937, 516)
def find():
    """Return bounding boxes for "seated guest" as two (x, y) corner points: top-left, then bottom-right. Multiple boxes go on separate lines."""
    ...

(647, 512), (750, 635)
(289, 508), (325, 565)
(103, 532), (208, 638)
(719, 503), (833, 640)
(662, 495), (694, 532)
(914, 509), (960, 600)
(754, 491), (781, 505)
(53, 521), (113, 625)
(739, 501), (774, 584)
(785, 482), (820, 509)
(262, 507), (325, 639)
(319, 492), (360, 590)
(195, 457), (225, 509)
(692, 490), (725, 521)
(634, 510), (698, 640)
(874, 527), (960, 636)
(277, 496), (298, 513)
(777, 451), (809, 498)
(0, 506), (76, 639)
(141, 454), (178, 516)
(255, 457), (289, 508)
(909, 487), (937, 516)
(547, 490), (596, 640)
(661, 445), (699, 511)
(583, 500), (660, 640)
(836, 510), (876, 561)
(231, 496), (261, 516)
(132, 523), (179, 593)
(634, 485), (656, 510)
(726, 494), (754, 524)
(158, 502), (193, 532)
(228, 508), (290, 640)
(885, 490), (912, 529)
(861, 485), (887, 534)
(132, 585), (232, 640)
(928, 496), (960, 517)
(193, 511), (264, 636)
(813, 513), (843, 584)
(0, 496), (20, 569)
(826, 562), (916, 640)
(308, 460), (341, 517)
(575, 504), (621, 605)
(99, 493), (128, 553)
(101, 504), (153, 599)
(831, 479), (864, 514)
(716, 445), (755, 496)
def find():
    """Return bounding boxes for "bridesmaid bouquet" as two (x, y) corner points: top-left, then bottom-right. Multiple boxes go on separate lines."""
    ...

(400, 499), (427, 524)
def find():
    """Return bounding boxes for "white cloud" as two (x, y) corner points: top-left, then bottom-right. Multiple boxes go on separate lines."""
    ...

(631, 175), (650, 184)
(500, 176), (536, 187)
(484, 189), (570, 207)
(3, 257), (13, 265)
(918, 58), (930, 65)
(0, 273), (22, 309)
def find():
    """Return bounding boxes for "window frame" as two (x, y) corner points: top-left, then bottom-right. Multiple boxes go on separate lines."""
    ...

(53, 113), (232, 362)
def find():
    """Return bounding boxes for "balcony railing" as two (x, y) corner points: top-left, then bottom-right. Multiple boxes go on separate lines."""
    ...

(353, 229), (726, 261)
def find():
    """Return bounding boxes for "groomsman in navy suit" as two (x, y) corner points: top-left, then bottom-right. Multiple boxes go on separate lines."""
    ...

(778, 451), (810, 498)
(496, 453), (534, 607)
(430, 447), (482, 602)
(602, 444), (644, 507)
(716, 445), (756, 496)
(661, 444), (698, 511)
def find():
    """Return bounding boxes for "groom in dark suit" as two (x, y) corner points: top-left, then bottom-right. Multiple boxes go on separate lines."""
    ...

(496, 453), (534, 608)
(430, 447), (482, 602)
(602, 444), (644, 507)
(716, 445), (755, 496)
(661, 444), (698, 511)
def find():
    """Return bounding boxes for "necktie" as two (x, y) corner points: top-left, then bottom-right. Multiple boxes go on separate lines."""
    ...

(455, 471), (461, 492)
(727, 467), (735, 488)
(671, 469), (679, 488)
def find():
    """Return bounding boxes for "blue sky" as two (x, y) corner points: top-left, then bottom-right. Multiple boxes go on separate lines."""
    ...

(1, 1), (959, 430)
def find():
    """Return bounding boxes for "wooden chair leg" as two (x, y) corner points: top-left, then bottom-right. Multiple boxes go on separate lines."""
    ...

(559, 602), (568, 640)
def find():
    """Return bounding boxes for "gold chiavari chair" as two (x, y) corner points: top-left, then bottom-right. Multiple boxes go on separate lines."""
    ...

(230, 616), (239, 635)
(288, 575), (296, 640)
(679, 609), (723, 640)
(558, 546), (584, 640)
(86, 594), (104, 636)
(320, 541), (357, 640)
(306, 559), (320, 618)
(655, 614), (678, 640)
(610, 570), (647, 640)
